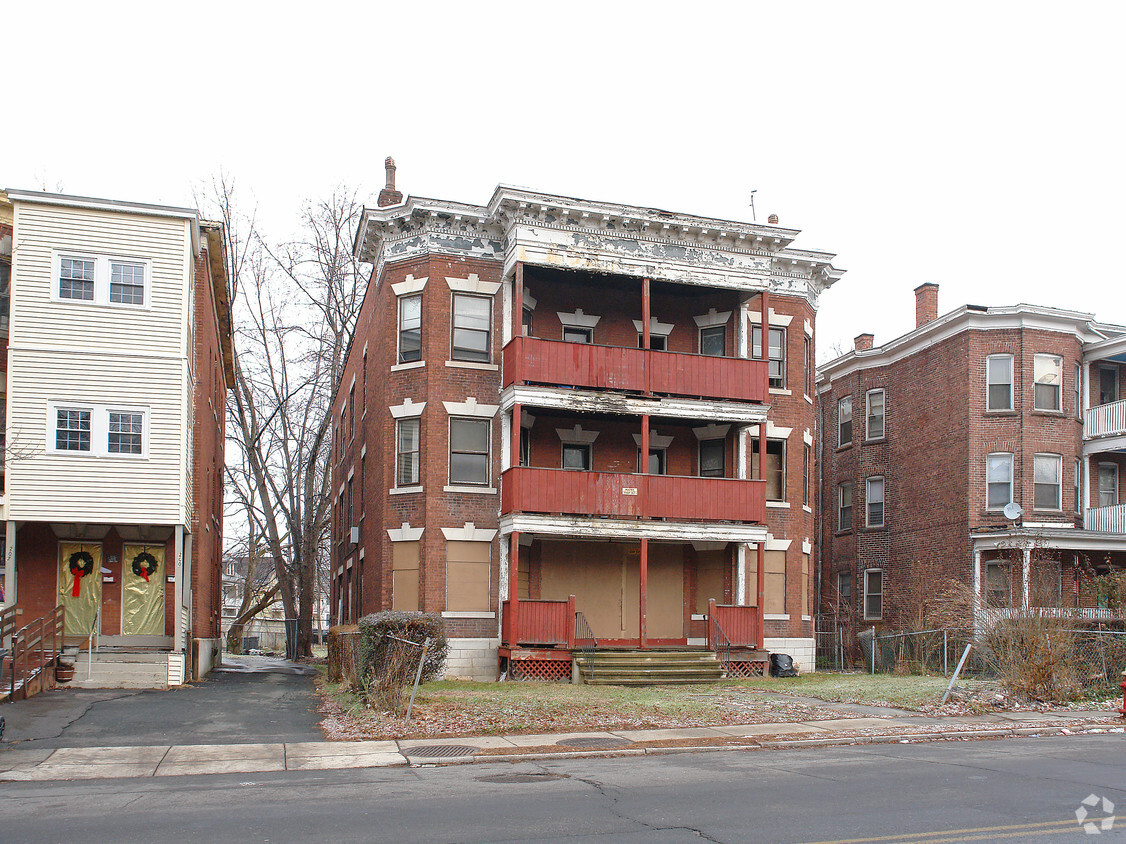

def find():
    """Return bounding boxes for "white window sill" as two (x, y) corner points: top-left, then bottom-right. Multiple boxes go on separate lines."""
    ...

(442, 611), (496, 619)
(764, 613), (790, 621)
(445, 360), (499, 371)
(391, 361), (425, 372)
(803, 505), (813, 514)
(444, 485), (497, 494)
(390, 485), (423, 495)
(768, 388), (792, 396)
(802, 615), (812, 622)
(766, 501), (791, 509)
(804, 394), (813, 404)
(690, 613), (706, 621)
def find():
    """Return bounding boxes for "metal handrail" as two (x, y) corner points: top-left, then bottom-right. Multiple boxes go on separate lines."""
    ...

(86, 607), (100, 681)
(10, 605), (64, 698)
(574, 611), (597, 683)
(707, 614), (733, 677)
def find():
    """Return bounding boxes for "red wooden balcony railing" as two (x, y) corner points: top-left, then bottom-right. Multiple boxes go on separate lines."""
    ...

(502, 336), (768, 403)
(501, 467), (765, 523)
(502, 596), (575, 648)
(708, 600), (763, 649)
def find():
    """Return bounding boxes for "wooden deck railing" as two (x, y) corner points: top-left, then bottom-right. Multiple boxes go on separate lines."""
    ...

(1086, 503), (1126, 533)
(502, 467), (765, 523)
(502, 596), (576, 648)
(9, 605), (65, 700)
(502, 336), (769, 403)
(1085, 399), (1126, 439)
(708, 600), (763, 649)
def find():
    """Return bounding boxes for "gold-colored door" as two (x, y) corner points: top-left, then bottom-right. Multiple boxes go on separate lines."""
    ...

(58, 543), (103, 636)
(122, 544), (165, 636)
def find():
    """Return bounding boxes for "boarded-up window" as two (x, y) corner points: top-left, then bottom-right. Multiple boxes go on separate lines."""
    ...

(447, 540), (490, 611)
(751, 439), (785, 500)
(392, 541), (420, 612)
(802, 553), (810, 616)
(695, 551), (726, 614)
(765, 550), (786, 615)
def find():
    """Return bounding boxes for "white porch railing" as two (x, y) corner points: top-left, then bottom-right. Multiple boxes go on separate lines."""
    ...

(1085, 399), (1126, 438)
(981, 606), (1123, 623)
(1085, 503), (1126, 533)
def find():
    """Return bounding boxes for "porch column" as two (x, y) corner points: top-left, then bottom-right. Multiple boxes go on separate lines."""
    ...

(508, 531), (520, 648)
(756, 541), (766, 632)
(511, 403), (522, 468)
(972, 549), (983, 628)
(640, 537), (649, 649)
(513, 263), (524, 385)
(736, 543), (747, 606)
(3, 521), (15, 609)
(1022, 546), (1031, 609)
(641, 277), (651, 350)
(758, 291), (769, 474)
(173, 524), (184, 652)
(1083, 454), (1091, 515)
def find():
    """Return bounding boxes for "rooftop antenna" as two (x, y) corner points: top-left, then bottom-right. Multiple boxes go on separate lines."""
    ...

(748, 190), (758, 222)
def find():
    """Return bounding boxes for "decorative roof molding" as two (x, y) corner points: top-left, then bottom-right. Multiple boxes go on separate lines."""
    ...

(818, 304), (1126, 390)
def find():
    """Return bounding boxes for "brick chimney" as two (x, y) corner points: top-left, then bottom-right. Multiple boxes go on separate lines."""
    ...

(914, 283), (939, 329)
(767, 213), (779, 224)
(854, 333), (874, 352)
(377, 156), (403, 207)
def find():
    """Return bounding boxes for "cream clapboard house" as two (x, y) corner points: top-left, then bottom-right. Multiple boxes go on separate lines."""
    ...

(0, 189), (232, 686)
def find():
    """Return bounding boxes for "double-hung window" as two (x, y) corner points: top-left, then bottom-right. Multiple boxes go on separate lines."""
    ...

(752, 326), (785, 388)
(56, 408), (91, 451)
(866, 476), (885, 527)
(396, 418), (421, 487)
(638, 448), (667, 475)
(838, 396), (853, 447)
(1099, 463), (1119, 507)
(987, 453), (1013, 509)
(449, 417), (490, 485)
(1033, 453), (1062, 510)
(51, 404), (147, 456)
(1034, 354), (1063, 411)
(751, 438), (784, 500)
(986, 354), (1013, 411)
(804, 336), (812, 397)
(57, 255), (148, 306)
(563, 326), (593, 344)
(699, 438), (725, 478)
(866, 389), (885, 440)
(699, 325), (725, 357)
(398, 295), (422, 363)
(838, 482), (853, 530)
(863, 570), (883, 620)
(562, 443), (591, 471)
(451, 294), (491, 363)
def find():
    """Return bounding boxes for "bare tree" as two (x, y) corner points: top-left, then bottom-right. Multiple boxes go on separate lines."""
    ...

(202, 176), (367, 659)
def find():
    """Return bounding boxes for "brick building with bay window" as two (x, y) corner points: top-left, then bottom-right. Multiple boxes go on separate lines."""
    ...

(817, 284), (1126, 638)
(329, 160), (842, 679)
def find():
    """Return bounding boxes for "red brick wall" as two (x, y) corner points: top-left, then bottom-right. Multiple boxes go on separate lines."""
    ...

(189, 246), (228, 639)
(820, 323), (1088, 630)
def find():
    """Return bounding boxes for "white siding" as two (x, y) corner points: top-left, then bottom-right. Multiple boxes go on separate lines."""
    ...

(7, 202), (193, 525)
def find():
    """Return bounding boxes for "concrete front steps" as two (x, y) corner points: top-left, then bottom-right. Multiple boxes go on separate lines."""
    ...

(575, 649), (724, 685)
(65, 650), (183, 690)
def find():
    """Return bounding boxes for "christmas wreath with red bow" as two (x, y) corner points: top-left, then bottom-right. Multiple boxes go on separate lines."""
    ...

(131, 551), (158, 583)
(68, 551), (95, 597)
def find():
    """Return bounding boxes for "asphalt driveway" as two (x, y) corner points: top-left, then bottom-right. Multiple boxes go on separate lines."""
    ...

(0, 656), (323, 750)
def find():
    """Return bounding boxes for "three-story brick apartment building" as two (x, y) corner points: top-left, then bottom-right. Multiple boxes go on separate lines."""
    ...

(330, 162), (841, 679)
(818, 284), (1126, 638)
(0, 188), (233, 687)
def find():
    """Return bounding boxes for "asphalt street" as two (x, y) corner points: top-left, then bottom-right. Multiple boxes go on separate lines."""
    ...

(1, 734), (1122, 843)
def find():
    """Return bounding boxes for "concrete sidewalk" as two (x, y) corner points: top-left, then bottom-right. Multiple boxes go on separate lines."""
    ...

(1, 709), (1120, 781)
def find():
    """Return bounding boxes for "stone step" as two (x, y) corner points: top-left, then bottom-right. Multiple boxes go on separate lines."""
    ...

(574, 649), (724, 686)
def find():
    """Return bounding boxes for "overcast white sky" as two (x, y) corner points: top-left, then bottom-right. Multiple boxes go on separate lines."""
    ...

(7, 1), (1124, 357)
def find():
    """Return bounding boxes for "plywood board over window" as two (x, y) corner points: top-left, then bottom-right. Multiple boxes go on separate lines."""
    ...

(392, 541), (420, 612)
(764, 550), (787, 615)
(695, 550), (726, 614)
(447, 540), (491, 612)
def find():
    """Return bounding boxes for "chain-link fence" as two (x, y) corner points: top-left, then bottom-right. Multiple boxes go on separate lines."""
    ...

(817, 622), (1126, 691)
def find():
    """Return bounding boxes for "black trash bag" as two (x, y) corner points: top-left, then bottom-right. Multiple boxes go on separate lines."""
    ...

(770, 653), (798, 678)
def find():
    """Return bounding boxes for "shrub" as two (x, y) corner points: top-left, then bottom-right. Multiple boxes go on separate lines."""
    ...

(356, 611), (448, 713)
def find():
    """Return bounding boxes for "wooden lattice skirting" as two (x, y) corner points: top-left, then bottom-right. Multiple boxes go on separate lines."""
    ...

(727, 659), (768, 678)
(509, 659), (572, 683)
